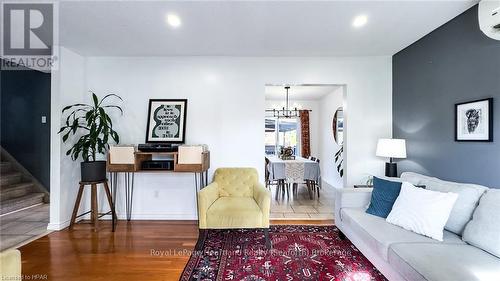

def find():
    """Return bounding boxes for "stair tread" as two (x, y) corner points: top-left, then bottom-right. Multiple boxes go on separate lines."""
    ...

(1, 171), (22, 177)
(0, 193), (45, 215)
(1, 182), (33, 189)
(1, 192), (44, 204)
(0, 183), (33, 201)
(0, 172), (22, 178)
(0, 172), (22, 185)
(0, 162), (12, 174)
(0, 182), (33, 193)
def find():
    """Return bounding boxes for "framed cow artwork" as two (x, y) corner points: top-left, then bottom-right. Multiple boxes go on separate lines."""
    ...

(455, 98), (493, 142)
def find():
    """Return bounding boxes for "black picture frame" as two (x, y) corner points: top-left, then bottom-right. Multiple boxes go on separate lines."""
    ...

(455, 98), (493, 142)
(145, 99), (187, 144)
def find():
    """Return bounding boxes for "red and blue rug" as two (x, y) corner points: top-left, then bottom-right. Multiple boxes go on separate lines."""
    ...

(180, 225), (387, 281)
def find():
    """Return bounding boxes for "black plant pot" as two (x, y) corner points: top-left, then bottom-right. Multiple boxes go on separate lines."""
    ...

(81, 161), (107, 182)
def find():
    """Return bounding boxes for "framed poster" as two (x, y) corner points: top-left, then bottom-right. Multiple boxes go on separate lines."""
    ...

(455, 98), (493, 142)
(146, 99), (187, 143)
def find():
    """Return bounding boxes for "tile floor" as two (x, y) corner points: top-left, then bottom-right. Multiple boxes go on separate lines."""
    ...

(270, 182), (335, 220)
(0, 203), (51, 251)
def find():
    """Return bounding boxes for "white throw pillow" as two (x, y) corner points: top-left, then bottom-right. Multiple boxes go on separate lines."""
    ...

(386, 182), (458, 241)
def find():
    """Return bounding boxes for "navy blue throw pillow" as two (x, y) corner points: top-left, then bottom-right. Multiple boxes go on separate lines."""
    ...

(365, 177), (402, 218)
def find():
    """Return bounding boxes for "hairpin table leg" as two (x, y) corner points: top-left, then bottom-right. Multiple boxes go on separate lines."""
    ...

(125, 172), (134, 221)
(194, 172), (200, 221)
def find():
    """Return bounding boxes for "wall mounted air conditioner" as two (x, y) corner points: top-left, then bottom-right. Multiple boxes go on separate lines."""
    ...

(479, 0), (500, 40)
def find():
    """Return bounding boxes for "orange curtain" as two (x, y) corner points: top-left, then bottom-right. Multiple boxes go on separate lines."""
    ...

(299, 110), (311, 158)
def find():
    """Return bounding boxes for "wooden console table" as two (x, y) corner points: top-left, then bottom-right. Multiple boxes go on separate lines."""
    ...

(107, 150), (210, 221)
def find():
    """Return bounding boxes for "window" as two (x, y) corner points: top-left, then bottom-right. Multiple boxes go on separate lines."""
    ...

(265, 117), (300, 156)
(265, 118), (277, 155)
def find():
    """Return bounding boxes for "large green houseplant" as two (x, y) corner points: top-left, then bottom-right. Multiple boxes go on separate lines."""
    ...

(59, 92), (123, 182)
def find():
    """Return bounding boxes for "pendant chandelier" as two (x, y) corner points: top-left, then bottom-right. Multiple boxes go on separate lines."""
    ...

(266, 86), (300, 119)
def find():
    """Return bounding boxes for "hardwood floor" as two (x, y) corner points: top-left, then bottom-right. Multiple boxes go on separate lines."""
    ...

(19, 219), (334, 281)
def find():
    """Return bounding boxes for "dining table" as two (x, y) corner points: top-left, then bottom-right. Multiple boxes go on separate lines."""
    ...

(266, 155), (321, 187)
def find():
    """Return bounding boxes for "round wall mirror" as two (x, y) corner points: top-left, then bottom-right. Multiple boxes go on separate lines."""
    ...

(332, 107), (344, 145)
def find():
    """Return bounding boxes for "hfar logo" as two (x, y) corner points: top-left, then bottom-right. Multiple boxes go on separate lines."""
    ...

(2, 3), (53, 56)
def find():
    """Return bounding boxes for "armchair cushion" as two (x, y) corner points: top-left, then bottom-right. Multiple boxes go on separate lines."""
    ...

(0, 249), (21, 279)
(206, 197), (263, 228)
(214, 168), (258, 197)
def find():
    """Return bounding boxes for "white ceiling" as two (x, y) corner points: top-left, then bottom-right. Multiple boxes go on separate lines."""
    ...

(265, 85), (341, 100)
(59, 1), (477, 56)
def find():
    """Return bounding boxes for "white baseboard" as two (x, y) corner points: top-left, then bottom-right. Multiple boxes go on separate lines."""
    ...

(48, 213), (197, 230)
(47, 219), (71, 230)
(115, 213), (197, 220)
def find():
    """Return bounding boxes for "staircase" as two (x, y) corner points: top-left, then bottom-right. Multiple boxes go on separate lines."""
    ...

(0, 153), (48, 215)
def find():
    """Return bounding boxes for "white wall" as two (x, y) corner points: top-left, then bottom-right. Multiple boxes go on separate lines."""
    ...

(265, 99), (319, 157)
(49, 55), (391, 226)
(318, 87), (345, 188)
(49, 47), (87, 230)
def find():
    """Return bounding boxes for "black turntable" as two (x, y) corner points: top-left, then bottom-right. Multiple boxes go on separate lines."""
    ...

(137, 143), (179, 152)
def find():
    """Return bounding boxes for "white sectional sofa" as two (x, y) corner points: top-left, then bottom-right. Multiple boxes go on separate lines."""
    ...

(335, 172), (500, 281)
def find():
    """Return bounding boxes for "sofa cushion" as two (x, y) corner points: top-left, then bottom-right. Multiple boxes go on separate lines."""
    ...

(400, 172), (488, 235)
(207, 197), (263, 228)
(214, 168), (258, 197)
(366, 177), (402, 218)
(341, 208), (464, 261)
(463, 189), (500, 258)
(388, 243), (500, 281)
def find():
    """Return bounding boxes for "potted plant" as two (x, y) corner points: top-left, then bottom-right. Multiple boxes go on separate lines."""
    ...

(59, 92), (123, 182)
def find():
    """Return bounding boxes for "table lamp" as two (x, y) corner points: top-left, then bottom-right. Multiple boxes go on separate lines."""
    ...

(376, 138), (406, 177)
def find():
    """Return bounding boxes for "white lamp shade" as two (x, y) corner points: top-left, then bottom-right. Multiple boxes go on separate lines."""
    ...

(376, 139), (407, 158)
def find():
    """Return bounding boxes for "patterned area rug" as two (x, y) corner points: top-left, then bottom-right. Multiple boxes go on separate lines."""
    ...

(180, 225), (387, 281)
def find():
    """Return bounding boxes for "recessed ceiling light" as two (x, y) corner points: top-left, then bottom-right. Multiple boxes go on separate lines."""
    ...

(352, 15), (368, 28)
(166, 14), (181, 28)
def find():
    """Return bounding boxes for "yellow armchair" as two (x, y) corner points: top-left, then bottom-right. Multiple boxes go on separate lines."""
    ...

(0, 249), (21, 280)
(197, 168), (271, 248)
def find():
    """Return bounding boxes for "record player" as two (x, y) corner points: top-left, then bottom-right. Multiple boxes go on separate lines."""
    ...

(137, 143), (179, 152)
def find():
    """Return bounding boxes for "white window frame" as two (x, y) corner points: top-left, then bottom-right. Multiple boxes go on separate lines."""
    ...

(265, 117), (301, 156)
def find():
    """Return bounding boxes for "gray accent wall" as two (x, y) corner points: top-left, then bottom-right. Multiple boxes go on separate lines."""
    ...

(1, 62), (51, 190)
(393, 5), (500, 188)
